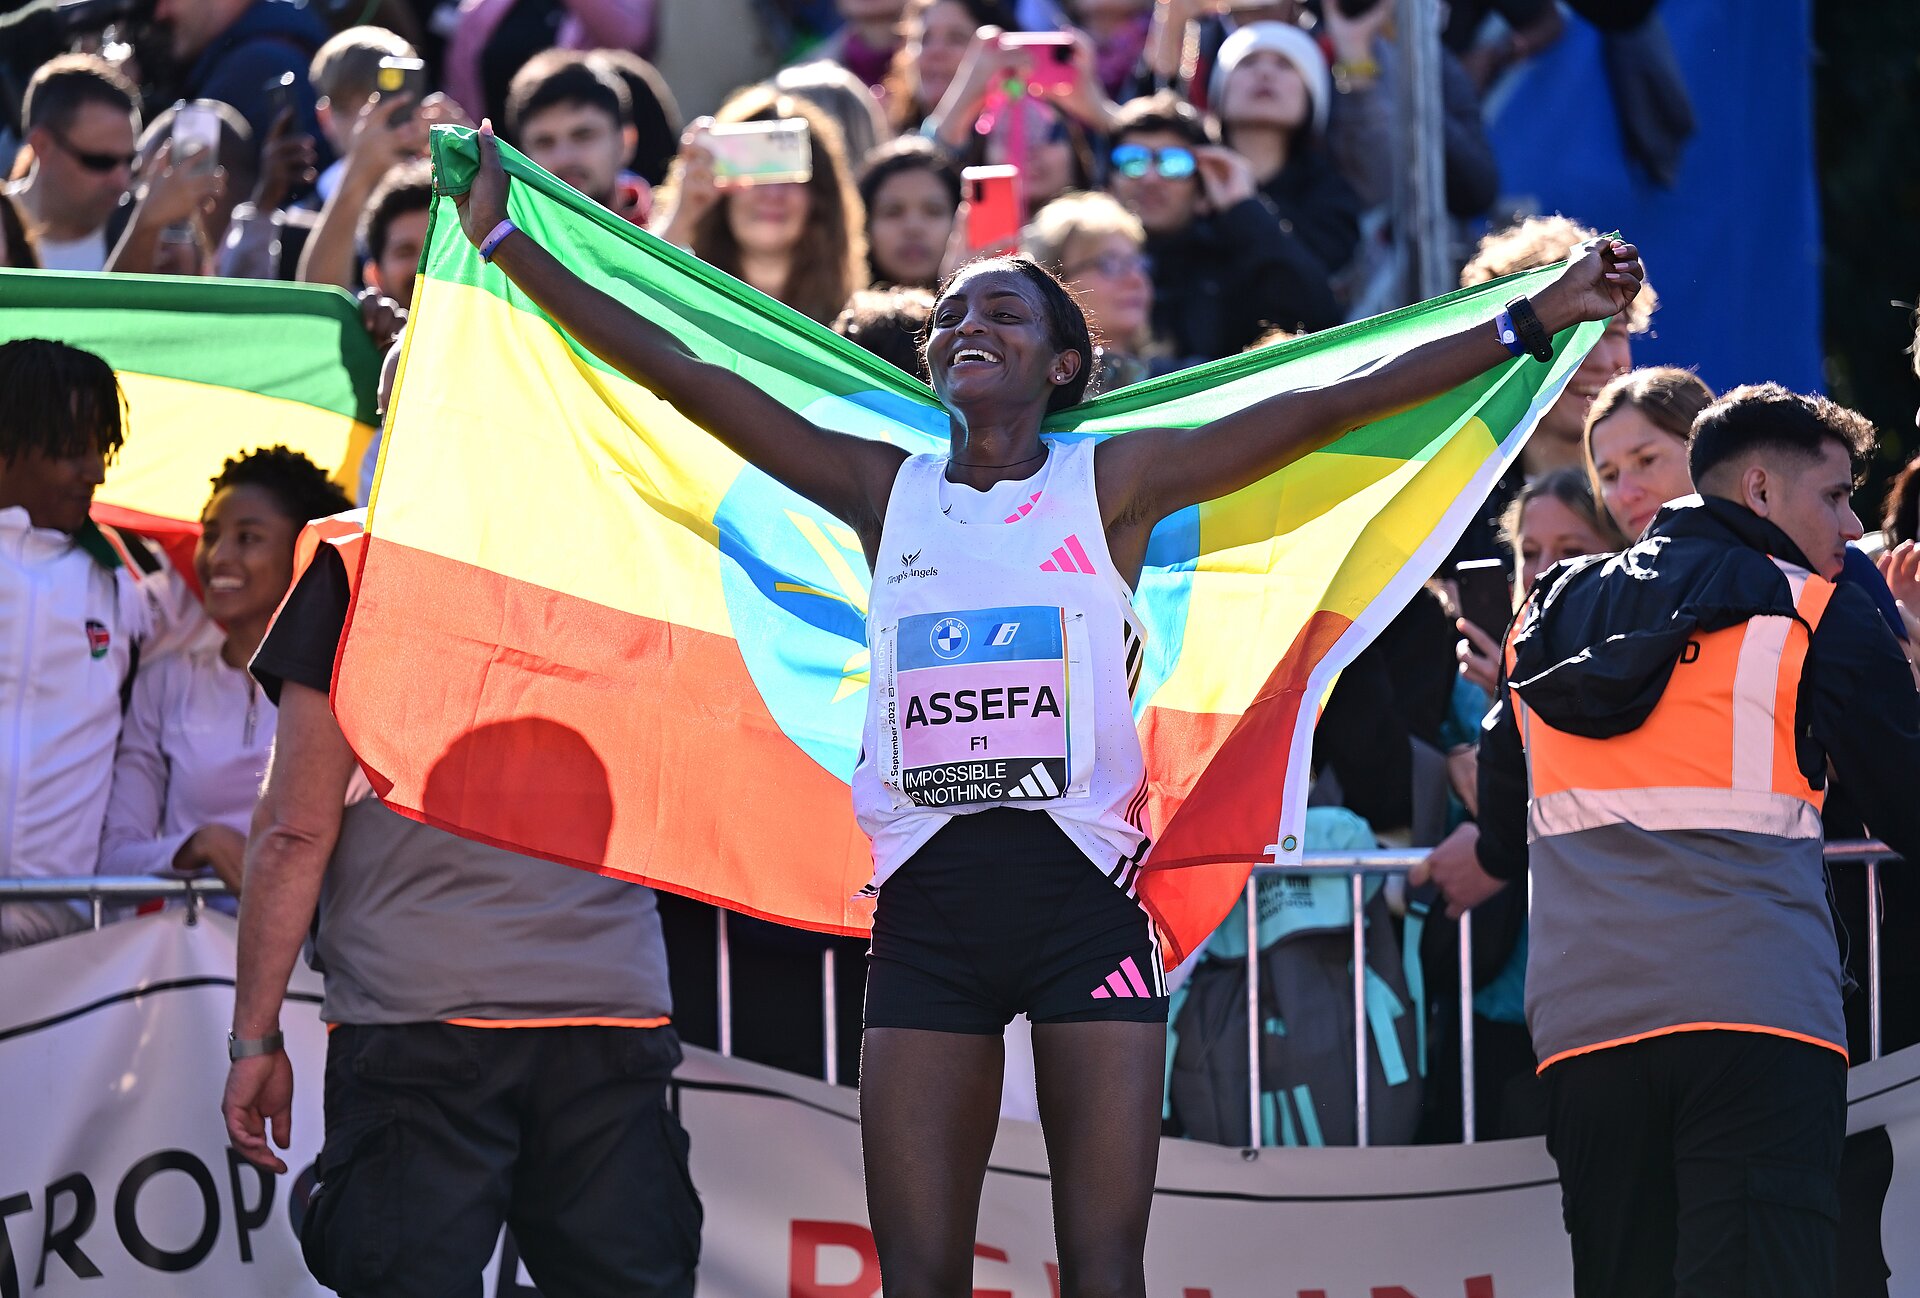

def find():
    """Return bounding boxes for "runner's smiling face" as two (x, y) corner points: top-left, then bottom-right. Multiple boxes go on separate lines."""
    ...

(926, 268), (1072, 413)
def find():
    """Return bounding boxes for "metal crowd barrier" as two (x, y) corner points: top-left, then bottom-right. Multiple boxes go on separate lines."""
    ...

(2, 841), (1898, 1147)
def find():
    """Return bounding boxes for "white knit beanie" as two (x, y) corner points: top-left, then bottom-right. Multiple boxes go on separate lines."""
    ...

(1210, 21), (1332, 137)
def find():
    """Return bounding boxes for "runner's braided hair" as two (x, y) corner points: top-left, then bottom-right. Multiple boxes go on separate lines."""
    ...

(931, 257), (1094, 412)
(0, 338), (126, 464)
(210, 446), (353, 523)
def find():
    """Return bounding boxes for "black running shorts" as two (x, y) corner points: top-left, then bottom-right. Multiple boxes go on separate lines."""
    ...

(864, 808), (1168, 1034)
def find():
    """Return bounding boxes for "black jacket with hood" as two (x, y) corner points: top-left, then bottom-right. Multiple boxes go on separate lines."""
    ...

(1475, 494), (1920, 883)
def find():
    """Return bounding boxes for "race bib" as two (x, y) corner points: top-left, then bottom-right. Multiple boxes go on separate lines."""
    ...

(878, 605), (1091, 807)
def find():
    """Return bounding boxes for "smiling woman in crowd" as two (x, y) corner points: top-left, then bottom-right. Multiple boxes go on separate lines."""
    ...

(1583, 365), (1715, 541)
(654, 88), (867, 326)
(99, 447), (351, 901)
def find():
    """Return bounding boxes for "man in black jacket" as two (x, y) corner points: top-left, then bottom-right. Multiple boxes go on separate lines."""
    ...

(1419, 384), (1920, 1296)
(1105, 92), (1340, 360)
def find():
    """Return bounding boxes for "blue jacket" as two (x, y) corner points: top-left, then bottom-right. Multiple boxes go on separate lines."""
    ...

(181, 0), (332, 170)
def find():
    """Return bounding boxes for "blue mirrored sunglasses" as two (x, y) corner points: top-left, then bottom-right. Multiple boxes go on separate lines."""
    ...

(1108, 143), (1196, 180)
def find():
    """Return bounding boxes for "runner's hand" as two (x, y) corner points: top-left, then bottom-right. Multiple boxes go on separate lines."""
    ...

(449, 119), (510, 247)
(1534, 238), (1644, 331)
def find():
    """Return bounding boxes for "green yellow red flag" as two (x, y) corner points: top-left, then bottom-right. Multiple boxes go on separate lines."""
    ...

(342, 127), (1600, 965)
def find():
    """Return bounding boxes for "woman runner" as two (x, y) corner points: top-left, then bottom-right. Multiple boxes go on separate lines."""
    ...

(449, 121), (1642, 1297)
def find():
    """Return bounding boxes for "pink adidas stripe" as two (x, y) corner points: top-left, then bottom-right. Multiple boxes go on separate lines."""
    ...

(1091, 986), (1110, 999)
(1120, 957), (1151, 998)
(1104, 971), (1133, 998)
(1064, 534), (1096, 574)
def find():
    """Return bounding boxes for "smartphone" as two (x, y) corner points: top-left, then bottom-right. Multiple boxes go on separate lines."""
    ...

(700, 119), (813, 187)
(999, 32), (1076, 95)
(1454, 558), (1514, 643)
(376, 56), (428, 125)
(171, 102), (222, 177)
(264, 70), (296, 126)
(962, 165), (1021, 250)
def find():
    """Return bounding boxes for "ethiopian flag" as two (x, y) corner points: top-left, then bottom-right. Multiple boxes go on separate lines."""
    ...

(345, 127), (1600, 965)
(0, 270), (382, 542)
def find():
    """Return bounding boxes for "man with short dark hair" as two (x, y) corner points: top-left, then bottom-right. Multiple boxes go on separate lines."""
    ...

(6, 55), (140, 272)
(506, 50), (646, 224)
(0, 340), (197, 950)
(1104, 91), (1339, 359)
(356, 160), (432, 304)
(150, 0), (329, 169)
(1420, 383), (1920, 1295)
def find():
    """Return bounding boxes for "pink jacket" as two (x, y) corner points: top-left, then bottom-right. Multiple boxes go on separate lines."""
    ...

(444, 0), (656, 122)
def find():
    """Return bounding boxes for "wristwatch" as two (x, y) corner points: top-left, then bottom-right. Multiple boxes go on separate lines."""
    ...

(228, 1029), (284, 1061)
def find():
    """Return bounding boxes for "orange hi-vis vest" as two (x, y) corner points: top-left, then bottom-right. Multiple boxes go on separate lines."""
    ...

(1508, 556), (1850, 1073)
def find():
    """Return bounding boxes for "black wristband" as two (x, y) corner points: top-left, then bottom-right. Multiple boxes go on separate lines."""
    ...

(1504, 295), (1554, 363)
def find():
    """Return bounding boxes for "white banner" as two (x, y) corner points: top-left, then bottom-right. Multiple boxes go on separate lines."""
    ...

(3, 912), (1918, 1297)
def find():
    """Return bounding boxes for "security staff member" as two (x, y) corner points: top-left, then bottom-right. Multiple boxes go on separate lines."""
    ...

(1419, 383), (1920, 1296)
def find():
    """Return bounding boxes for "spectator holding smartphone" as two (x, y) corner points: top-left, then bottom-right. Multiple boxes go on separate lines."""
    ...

(654, 90), (867, 325)
(886, 0), (1017, 132)
(6, 55), (141, 274)
(149, 0), (329, 171)
(1104, 91), (1340, 358)
(309, 26), (421, 203)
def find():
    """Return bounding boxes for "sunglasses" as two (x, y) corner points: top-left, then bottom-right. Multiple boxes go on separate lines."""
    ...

(1065, 251), (1151, 279)
(1108, 143), (1196, 180)
(49, 130), (136, 174)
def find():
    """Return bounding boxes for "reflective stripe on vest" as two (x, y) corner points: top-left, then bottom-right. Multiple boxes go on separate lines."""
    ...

(1510, 558), (1836, 841)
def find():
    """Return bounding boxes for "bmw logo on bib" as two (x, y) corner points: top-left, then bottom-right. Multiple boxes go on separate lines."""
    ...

(931, 617), (969, 659)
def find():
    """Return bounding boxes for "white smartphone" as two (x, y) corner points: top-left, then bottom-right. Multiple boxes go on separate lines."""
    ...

(700, 119), (813, 187)
(171, 102), (222, 177)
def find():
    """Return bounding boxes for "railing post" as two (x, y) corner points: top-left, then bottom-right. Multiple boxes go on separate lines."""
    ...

(1868, 859), (1883, 1062)
(1459, 907), (1475, 1143)
(1244, 873), (1260, 1149)
(90, 896), (103, 930)
(822, 945), (839, 1085)
(717, 909), (733, 1058)
(1352, 871), (1369, 1148)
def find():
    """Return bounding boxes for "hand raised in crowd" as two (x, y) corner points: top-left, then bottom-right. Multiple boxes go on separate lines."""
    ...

(1319, 0), (1392, 66)
(130, 137), (227, 235)
(1409, 822), (1506, 919)
(251, 107), (318, 214)
(924, 27), (1024, 152)
(651, 118), (720, 248)
(345, 90), (428, 180)
(1193, 145), (1257, 212)
(1878, 539), (1920, 612)
(1531, 238), (1646, 330)
(1456, 616), (1501, 694)
(358, 286), (408, 353)
(1051, 30), (1122, 134)
(173, 823), (247, 891)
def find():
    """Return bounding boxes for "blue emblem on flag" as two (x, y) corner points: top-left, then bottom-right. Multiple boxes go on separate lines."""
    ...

(931, 617), (969, 659)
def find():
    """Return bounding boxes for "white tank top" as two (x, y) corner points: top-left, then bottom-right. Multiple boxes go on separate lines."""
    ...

(854, 438), (1151, 895)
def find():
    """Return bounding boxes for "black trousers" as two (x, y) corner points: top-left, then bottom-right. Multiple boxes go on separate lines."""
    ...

(301, 1022), (702, 1298)
(1544, 1030), (1846, 1298)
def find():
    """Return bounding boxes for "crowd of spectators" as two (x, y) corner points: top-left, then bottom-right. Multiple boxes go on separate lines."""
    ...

(2, 0), (1917, 1148)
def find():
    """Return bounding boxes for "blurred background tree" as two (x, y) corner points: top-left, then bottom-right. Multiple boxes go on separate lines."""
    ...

(1817, 0), (1920, 508)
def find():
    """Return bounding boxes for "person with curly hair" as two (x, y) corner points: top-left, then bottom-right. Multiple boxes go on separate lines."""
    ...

(100, 447), (351, 900)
